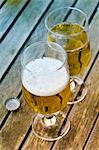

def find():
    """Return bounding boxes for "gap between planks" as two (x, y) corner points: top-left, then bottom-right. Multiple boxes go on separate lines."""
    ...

(0, 0), (98, 136)
(84, 115), (99, 149)
(50, 51), (99, 150)
(0, 0), (54, 83)
(0, 91), (22, 130)
(0, 0), (79, 130)
(0, 0), (55, 130)
(83, 113), (99, 150)
(0, 0), (7, 9)
(2, 0), (77, 148)
(0, 0), (98, 148)
(0, 0), (30, 43)
(19, 2), (99, 149)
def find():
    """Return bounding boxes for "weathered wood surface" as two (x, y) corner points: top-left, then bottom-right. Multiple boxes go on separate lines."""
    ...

(0, 0), (75, 125)
(0, 0), (29, 39)
(53, 56), (99, 150)
(0, 0), (99, 149)
(0, 0), (54, 122)
(19, 2), (99, 150)
(22, 1), (99, 149)
(85, 117), (99, 150)
(0, 0), (76, 149)
(0, 0), (99, 82)
(0, 0), (53, 81)
(0, 98), (34, 150)
(0, 0), (6, 7)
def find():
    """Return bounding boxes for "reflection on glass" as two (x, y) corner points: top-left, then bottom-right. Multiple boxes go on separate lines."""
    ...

(21, 41), (71, 141)
(45, 7), (91, 104)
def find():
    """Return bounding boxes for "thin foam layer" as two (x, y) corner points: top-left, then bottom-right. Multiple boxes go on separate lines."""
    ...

(22, 57), (69, 96)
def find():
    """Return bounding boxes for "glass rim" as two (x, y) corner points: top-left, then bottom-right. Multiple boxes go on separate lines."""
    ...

(21, 41), (67, 76)
(45, 6), (89, 38)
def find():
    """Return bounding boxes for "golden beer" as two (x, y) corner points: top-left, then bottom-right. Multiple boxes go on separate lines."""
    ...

(22, 57), (71, 115)
(22, 82), (70, 115)
(48, 23), (91, 75)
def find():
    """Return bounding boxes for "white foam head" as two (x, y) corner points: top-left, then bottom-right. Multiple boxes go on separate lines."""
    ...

(22, 57), (69, 96)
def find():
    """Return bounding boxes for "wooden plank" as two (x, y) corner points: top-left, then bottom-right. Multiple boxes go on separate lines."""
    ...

(0, 0), (77, 149)
(0, 0), (6, 7)
(0, 0), (29, 39)
(66, 0), (99, 20)
(85, 117), (99, 150)
(51, 1), (99, 149)
(22, 2), (99, 150)
(0, 0), (76, 122)
(23, 0), (99, 149)
(0, 0), (53, 81)
(0, 0), (54, 122)
(0, 0), (5, 5)
(0, 99), (34, 150)
(0, 0), (99, 150)
(0, 55), (22, 123)
(53, 56), (99, 150)
(89, 9), (99, 53)
(21, 133), (52, 150)
(23, 0), (99, 81)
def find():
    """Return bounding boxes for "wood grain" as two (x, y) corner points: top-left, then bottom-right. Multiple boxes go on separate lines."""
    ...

(26, 0), (99, 46)
(22, 133), (53, 150)
(0, 0), (77, 149)
(22, 1), (99, 150)
(53, 56), (99, 150)
(0, 0), (76, 124)
(0, 99), (33, 150)
(0, 0), (54, 122)
(85, 117), (99, 150)
(0, 0), (99, 149)
(0, 0), (53, 80)
(0, 55), (22, 123)
(0, 0), (29, 39)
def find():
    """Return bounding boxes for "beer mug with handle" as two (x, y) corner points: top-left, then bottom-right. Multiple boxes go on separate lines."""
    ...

(21, 41), (71, 141)
(45, 7), (91, 104)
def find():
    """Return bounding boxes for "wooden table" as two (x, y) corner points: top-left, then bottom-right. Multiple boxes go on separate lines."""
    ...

(0, 0), (99, 149)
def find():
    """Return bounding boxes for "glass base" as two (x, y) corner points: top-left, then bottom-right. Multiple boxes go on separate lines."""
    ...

(32, 112), (70, 141)
(68, 76), (87, 104)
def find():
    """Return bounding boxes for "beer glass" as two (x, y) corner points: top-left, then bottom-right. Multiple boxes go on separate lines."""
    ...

(45, 7), (91, 104)
(21, 41), (71, 141)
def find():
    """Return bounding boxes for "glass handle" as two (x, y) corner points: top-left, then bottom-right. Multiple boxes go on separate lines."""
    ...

(68, 76), (87, 104)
